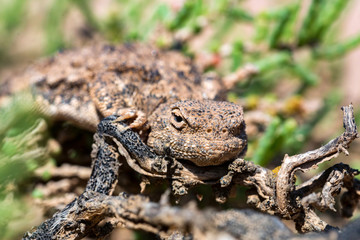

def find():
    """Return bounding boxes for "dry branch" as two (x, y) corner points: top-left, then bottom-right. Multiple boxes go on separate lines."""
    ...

(23, 105), (360, 239)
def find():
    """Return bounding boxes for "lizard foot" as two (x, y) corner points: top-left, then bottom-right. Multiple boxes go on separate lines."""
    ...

(114, 108), (147, 129)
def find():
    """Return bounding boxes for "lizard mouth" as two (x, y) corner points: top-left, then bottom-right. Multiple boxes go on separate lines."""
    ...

(169, 137), (247, 166)
(148, 134), (247, 166)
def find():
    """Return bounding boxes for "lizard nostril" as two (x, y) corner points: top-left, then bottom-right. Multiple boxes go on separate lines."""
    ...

(222, 128), (228, 133)
(206, 128), (212, 133)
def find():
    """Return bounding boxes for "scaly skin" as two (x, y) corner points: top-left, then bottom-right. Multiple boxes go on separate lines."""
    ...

(148, 100), (247, 166)
(1, 43), (247, 166)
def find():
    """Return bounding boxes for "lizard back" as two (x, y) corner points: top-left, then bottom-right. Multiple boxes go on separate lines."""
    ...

(1, 43), (225, 130)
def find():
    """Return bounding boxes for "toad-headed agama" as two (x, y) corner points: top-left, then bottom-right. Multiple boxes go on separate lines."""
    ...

(0, 43), (247, 166)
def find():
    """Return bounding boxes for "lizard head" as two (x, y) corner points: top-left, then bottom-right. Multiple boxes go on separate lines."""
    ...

(147, 100), (247, 166)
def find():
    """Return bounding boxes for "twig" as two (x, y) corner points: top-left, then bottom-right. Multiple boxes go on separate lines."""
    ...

(276, 105), (358, 216)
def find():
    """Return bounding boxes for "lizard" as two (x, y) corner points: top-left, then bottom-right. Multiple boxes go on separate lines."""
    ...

(0, 43), (247, 166)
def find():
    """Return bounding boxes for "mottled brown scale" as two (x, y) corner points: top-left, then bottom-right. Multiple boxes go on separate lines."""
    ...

(147, 100), (247, 166)
(1, 43), (247, 166)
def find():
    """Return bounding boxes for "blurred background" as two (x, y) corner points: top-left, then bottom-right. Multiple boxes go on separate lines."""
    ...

(1, 0), (360, 239)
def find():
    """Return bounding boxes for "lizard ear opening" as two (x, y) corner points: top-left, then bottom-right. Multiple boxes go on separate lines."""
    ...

(170, 108), (186, 130)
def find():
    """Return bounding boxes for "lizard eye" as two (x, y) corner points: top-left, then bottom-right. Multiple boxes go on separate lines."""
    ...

(171, 108), (186, 130)
(174, 114), (183, 123)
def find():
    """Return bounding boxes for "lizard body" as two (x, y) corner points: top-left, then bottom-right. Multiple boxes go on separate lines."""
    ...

(1, 43), (247, 166)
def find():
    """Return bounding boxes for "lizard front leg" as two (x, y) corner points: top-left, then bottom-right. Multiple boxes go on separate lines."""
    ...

(89, 71), (148, 130)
